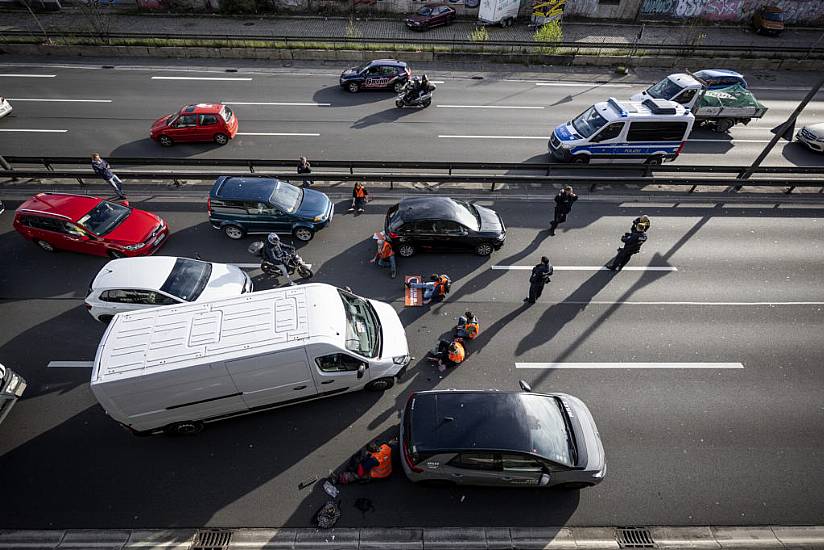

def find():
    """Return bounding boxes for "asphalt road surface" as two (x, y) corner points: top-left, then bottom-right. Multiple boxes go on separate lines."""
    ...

(1, 193), (822, 528)
(1, 59), (824, 166)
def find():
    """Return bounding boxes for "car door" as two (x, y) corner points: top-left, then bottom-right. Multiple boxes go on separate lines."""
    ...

(445, 452), (503, 486)
(197, 113), (219, 142)
(411, 220), (438, 251)
(311, 352), (368, 393)
(167, 114), (198, 141)
(362, 66), (384, 89)
(588, 122), (625, 163)
(499, 453), (546, 487)
(246, 201), (289, 235)
(434, 6), (448, 26)
(61, 221), (104, 255)
(226, 349), (319, 410)
(433, 220), (468, 252)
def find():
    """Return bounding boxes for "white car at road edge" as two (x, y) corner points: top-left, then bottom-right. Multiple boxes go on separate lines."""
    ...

(796, 123), (824, 153)
(0, 97), (12, 119)
(85, 256), (253, 322)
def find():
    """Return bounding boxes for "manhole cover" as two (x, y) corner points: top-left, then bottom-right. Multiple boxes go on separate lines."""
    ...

(617, 527), (655, 548)
(191, 529), (233, 550)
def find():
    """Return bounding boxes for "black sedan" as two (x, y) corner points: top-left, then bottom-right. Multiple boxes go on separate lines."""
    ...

(339, 59), (411, 93)
(384, 197), (506, 257)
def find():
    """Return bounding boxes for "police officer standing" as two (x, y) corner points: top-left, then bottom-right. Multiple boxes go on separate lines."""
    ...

(524, 256), (553, 304)
(606, 216), (650, 272)
(549, 185), (577, 236)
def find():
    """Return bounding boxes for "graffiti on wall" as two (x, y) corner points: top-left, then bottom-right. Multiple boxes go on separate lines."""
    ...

(532, 0), (564, 19)
(640, 0), (824, 23)
(563, 0), (596, 16)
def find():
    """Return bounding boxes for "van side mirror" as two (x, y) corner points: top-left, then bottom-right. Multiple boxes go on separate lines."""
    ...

(357, 364), (366, 379)
(539, 473), (551, 486)
(518, 380), (532, 392)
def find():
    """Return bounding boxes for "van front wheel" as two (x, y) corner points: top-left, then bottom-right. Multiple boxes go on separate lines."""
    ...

(571, 155), (590, 164)
(365, 377), (395, 392)
(164, 421), (204, 436)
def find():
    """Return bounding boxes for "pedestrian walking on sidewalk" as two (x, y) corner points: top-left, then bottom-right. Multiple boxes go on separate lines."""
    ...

(549, 185), (577, 236)
(606, 220), (649, 272)
(91, 153), (125, 199)
(524, 256), (553, 304)
(297, 156), (312, 187)
(348, 182), (369, 213)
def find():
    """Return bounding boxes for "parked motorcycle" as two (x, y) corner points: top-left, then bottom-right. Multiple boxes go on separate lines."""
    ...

(248, 240), (314, 283)
(395, 82), (434, 109)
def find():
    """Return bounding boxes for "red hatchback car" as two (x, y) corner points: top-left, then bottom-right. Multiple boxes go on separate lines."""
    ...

(13, 193), (169, 258)
(150, 103), (238, 147)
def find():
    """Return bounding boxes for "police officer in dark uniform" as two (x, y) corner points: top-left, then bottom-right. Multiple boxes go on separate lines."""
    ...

(524, 256), (553, 304)
(606, 223), (648, 272)
(549, 185), (577, 236)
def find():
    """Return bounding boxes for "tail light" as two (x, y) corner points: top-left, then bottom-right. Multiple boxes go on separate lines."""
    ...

(402, 440), (423, 473)
(85, 304), (92, 310)
(401, 394), (423, 472)
(675, 142), (686, 157)
(387, 231), (399, 239)
(207, 197), (212, 213)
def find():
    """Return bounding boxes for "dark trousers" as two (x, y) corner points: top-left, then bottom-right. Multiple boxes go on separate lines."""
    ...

(549, 209), (567, 232)
(527, 282), (545, 303)
(608, 249), (635, 271)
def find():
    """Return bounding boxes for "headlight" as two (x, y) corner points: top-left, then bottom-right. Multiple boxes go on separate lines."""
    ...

(312, 215), (325, 222)
(496, 233), (506, 240)
(122, 242), (146, 251)
(393, 355), (410, 365)
(5, 373), (20, 394)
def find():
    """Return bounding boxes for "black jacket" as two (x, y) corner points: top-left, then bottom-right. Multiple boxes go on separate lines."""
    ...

(529, 263), (553, 285)
(264, 241), (293, 264)
(297, 162), (311, 175)
(620, 231), (647, 254)
(554, 192), (577, 214)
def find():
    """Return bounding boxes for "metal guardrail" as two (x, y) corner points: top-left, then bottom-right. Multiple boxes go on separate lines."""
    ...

(4, 30), (824, 58)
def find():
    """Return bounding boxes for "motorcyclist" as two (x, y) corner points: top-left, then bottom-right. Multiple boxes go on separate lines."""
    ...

(420, 74), (435, 95)
(263, 233), (296, 286)
(403, 76), (422, 103)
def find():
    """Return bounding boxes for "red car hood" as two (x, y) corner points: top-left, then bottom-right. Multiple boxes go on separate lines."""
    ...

(106, 208), (162, 244)
(151, 114), (173, 131)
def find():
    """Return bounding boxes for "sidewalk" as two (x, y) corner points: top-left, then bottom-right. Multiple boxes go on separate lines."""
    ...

(2, 7), (823, 48)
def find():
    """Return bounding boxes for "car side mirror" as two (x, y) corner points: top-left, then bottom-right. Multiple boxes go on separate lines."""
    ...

(518, 380), (532, 392)
(539, 473), (551, 487)
(356, 364), (366, 379)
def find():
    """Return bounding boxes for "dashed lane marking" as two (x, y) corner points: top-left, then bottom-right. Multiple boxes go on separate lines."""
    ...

(437, 105), (544, 109)
(0, 74), (56, 78)
(237, 132), (320, 136)
(221, 101), (330, 106)
(0, 129), (68, 133)
(48, 361), (94, 368)
(438, 134), (548, 139)
(492, 265), (678, 271)
(150, 76), (253, 81)
(516, 362), (744, 369)
(8, 98), (112, 103)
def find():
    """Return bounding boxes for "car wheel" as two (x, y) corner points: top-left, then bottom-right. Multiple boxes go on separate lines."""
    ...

(223, 225), (245, 240)
(35, 239), (55, 253)
(557, 482), (594, 490)
(158, 135), (173, 147)
(297, 265), (314, 279)
(108, 250), (127, 259)
(394, 81), (406, 93)
(365, 377), (395, 392)
(98, 315), (113, 324)
(348, 82), (360, 93)
(163, 421), (204, 436)
(397, 243), (416, 257)
(475, 243), (494, 256)
(293, 227), (314, 242)
(572, 155), (590, 164)
(214, 133), (229, 145)
(645, 156), (664, 166)
(713, 118), (735, 133)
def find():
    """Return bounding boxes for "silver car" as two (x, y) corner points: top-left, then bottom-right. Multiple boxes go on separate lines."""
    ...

(400, 382), (606, 489)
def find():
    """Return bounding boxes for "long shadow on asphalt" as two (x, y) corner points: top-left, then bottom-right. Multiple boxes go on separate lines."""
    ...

(110, 138), (226, 158)
(351, 106), (422, 130)
(312, 85), (395, 108)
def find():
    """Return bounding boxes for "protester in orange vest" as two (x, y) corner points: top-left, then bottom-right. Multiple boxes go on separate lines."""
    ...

(455, 311), (480, 341)
(406, 273), (451, 304)
(348, 182), (369, 213)
(428, 338), (465, 372)
(337, 441), (393, 484)
(370, 238), (397, 279)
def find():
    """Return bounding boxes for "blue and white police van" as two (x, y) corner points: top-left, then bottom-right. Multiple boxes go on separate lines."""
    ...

(548, 97), (695, 164)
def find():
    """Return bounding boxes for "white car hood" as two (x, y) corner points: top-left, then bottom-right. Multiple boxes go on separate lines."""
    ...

(369, 299), (409, 359)
(196, 263), (248, 302)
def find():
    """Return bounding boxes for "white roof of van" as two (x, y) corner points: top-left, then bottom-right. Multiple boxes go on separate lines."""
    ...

(667, 73), (702, 88)
(597, 97), (691, 122)
(92, 283), (345, 384)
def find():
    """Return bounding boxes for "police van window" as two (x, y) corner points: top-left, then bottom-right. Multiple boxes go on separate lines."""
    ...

(571, 106), (608, 139)
(591, 122), (624, 143)
(626, 121), (689, 142)
(674, 89), (696, 104)
(316, 353), (364, 373)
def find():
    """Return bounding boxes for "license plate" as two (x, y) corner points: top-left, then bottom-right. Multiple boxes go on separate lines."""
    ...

(154, 232), (166, 245)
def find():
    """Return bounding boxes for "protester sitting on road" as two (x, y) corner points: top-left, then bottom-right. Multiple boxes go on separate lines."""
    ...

(428, 338), (466, 372)
(455, 311), (480, 341)
(336, 441), (393, 484)
(406, 273), (450, 304)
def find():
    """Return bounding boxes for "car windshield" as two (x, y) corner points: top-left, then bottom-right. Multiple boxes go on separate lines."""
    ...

(270, 181), (303, 213)
(765, 11), (783, 21)
(416, 6), (432, 14)
(220, 105), (233, 123)
(160, 258), (213, 301)
(453, 199), (481, 231)
(77, 201), (130, 236)
(519, 395), (575, 467)
(571, 106), (608, 139)
(339, 289), (381, 358)
(646, 77), (685, 100)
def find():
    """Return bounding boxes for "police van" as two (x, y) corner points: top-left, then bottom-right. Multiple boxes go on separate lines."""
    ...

(548, 97), (695, 164)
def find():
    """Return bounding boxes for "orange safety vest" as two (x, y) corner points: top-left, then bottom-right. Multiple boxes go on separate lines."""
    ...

(369, 444), (393, 479)
(379, 240), (394, 258)
(355, 186), (367, 199)
(448, 342), (465, 364)
(435, 275), (449, 296)
(464, 321), (480, 340)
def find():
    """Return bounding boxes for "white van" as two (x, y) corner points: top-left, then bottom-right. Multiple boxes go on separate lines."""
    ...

(91, 284), (410, 435)
(548, 97), (695, 164)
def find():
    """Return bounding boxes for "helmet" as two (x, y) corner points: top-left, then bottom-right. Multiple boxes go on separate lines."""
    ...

(422, 74), (429, 80)
(267, 233), (280, 245)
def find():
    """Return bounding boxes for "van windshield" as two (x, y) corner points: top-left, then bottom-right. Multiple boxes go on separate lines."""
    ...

(339, 290), (381, 358)
(571, 106), (608, 139)
(270, 181), (302, 213)
(646, 77), (685, 101)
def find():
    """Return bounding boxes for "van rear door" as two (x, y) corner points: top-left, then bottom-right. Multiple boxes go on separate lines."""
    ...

(226, 349), (318, 409)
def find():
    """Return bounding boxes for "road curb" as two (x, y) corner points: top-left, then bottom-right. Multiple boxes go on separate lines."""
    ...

(2, 527), (824, 550)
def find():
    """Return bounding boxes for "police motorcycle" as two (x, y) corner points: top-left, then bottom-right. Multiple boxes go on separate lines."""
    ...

(248, 233), (313, 284)
(395, 76), (435, 109)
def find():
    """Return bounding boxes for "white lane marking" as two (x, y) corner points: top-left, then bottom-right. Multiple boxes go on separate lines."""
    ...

(0, 74), (56, 78)
(535, 301), (824, 306)
(429, 80), (445, 84)
(535, 82), (634, 88)
(492, 265), (678, 271)
(8, 98), (112, 103)
(437, 104), (544, 110)
(232, 263), (261, 268)
(237, 132), (320, 136)
(439, 134), (548, 140)
(222, 101), (330, 106)
(48, 361), (94, 368)
(516, 362), (744, 369)
(689, 139), (773, 143)
(0, 129), (68, 133)
(151, 76), (253, 81)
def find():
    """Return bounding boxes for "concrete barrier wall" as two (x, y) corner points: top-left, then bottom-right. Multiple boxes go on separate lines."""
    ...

(639, 0), (824, 25)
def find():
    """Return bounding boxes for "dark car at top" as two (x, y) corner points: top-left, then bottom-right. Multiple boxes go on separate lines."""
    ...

(208, 177), (333, 242)
(385, 196), (505, 257)
(405, 4), (456, 30)
(339, 59), (412, 93)
(692, 69), (748, 90)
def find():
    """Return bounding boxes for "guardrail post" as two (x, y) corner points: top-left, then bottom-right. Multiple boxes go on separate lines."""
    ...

(590, 183), (597, 192)
(688, 184), (698, 193)
(491, 181), (497, 192)
(350, 164), (354, 175)
(0, 155), (12, 172)
(249, 161), (255, 174)
(449, 165), (453, 176)
(785, 186), (795, 194)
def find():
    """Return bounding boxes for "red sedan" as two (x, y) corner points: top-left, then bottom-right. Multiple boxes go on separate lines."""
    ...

(13, 193), (168, 258)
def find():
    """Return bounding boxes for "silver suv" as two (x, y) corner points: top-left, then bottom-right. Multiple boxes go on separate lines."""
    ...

(400, 382), (606, 489)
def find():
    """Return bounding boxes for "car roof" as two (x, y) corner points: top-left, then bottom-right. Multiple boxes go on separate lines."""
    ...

(16, 192), (101, 222)
(213, 177), (279, 202)
(424, 3), (450, 7)
(693, 69), (744, 79)
(394, 196), (474, 224)
(177, 103), (224, 115)
(368, 59), (407, 68)
(408, 390), (555, 456)
(91, 256), (187, 291)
